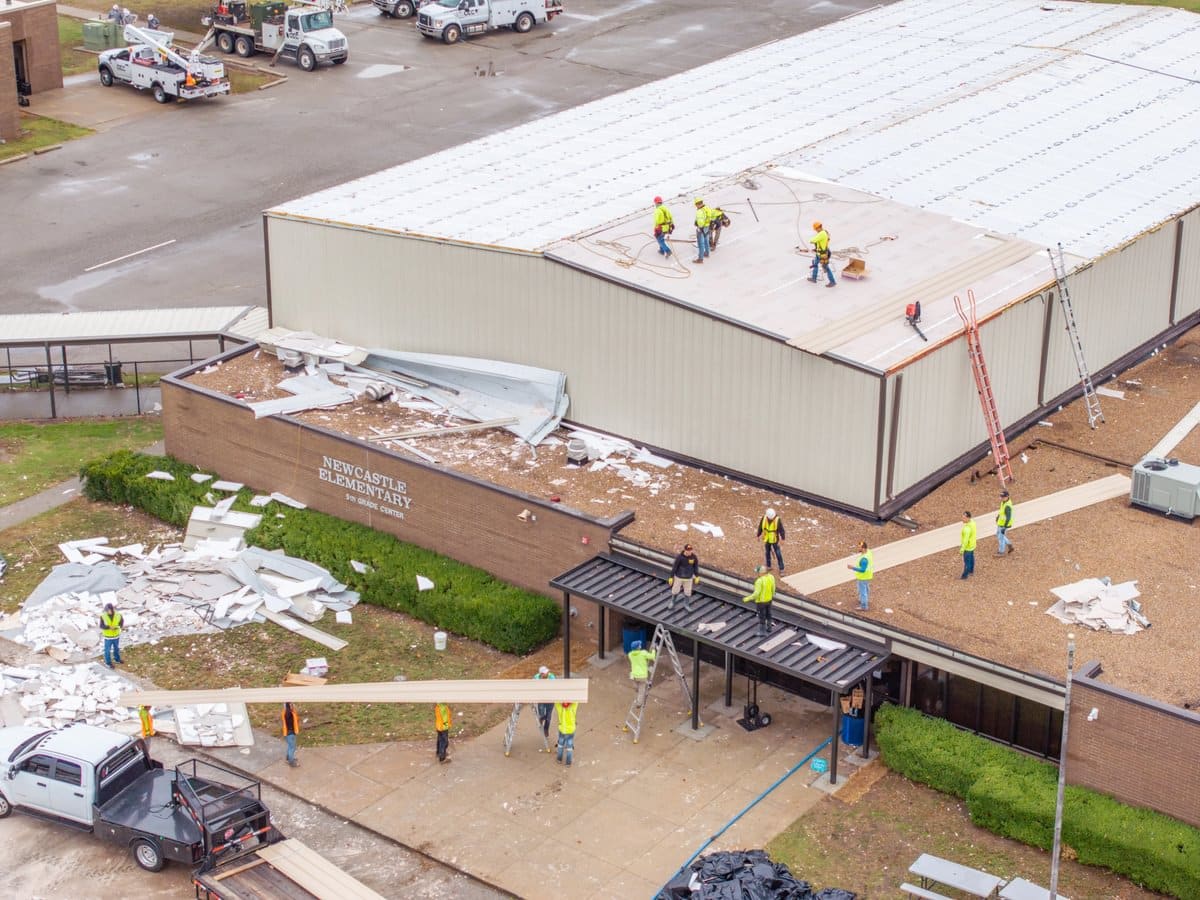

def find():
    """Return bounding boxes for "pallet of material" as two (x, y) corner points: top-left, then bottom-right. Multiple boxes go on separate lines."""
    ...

(196, 839), (384, 900)
(283, 673), (327, 686)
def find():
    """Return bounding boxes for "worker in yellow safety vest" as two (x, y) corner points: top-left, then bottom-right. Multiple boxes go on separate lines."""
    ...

(138, 705), (156, 739)
(652, 196), (674, 257)
(807, 221), (836, 287)
(100, 603), (124, 668)
(960, 511), (977, 580)
(996, 490), (1015, 556)
(281, 702), (301, 767)
(554, 701), (577, 767)
(742, 565), (776, 635)
(708, 205), (728, 250)
(435, 702), (452, 763)
(628, 640), (656, 708)
(846, 541), (873, 611)
(757, 508), (786, 571)
(692, 198), (711, 264)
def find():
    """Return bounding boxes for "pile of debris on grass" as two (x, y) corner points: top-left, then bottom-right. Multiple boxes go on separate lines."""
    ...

(658, 850), (855, 900)
(0, 663), (138, 732)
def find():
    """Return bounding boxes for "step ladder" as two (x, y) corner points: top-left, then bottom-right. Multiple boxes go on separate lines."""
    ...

(953, 289), (1014, 485)
(623, 623), (695, 743)
(1048, 243), (1104, 430)
(502, 702), (551, 756)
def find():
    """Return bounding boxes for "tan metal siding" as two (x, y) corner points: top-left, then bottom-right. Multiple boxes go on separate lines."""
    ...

(1173, 206), (1200, 320)
(267, 218), (883, 511)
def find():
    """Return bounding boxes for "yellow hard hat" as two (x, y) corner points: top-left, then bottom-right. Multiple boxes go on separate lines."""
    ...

(694, 197), (704, 205)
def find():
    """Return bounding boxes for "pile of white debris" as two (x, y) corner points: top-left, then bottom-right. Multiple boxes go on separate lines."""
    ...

(1045, 577), (1149, 634)
(0, 663), (138, 732)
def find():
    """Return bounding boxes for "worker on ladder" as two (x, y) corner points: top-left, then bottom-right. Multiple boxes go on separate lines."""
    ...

(628, 639), (656, 708)
(533, 666), (555, 752)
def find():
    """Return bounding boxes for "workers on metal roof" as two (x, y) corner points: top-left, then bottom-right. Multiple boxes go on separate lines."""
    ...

(652, 197), (674, 257)
(693, 198), (711, 264)
(808, 221), (836, 288)
(708, 204), (729, 251)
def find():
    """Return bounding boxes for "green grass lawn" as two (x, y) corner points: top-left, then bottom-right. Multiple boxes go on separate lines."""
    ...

(226, 68), (273, 94)
(0, 418), (162, 506)
(0, 114), (93, 162)
(58, 16), (97, 78)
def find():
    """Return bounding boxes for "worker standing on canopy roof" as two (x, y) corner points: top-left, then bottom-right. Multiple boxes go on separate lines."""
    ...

(652, 197), (674, 257)
(808, 221), (836, 287)
(742, 565), (776, 636)
(668, 543), (700, 612)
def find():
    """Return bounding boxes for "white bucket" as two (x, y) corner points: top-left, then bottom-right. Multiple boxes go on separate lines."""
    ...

(434, 631), (448, 651)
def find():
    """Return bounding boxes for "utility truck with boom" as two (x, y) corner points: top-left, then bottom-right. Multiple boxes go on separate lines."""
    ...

(416, 0), (563, 43)
(202, 0), (348, 71)
(98, 24), (230, 103)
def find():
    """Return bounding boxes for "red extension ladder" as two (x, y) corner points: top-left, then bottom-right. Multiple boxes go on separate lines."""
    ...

(954, 290), (1014, 485)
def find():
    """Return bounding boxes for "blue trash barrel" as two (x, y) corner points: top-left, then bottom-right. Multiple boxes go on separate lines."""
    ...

(841, 714), (865, 746)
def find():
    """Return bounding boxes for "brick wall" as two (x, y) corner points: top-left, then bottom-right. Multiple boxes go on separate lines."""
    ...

(0, 23), (16, 142)
(1066, 672), (1200, 829)
(0, 2), (63, 94)
(161, 365), (631, 635)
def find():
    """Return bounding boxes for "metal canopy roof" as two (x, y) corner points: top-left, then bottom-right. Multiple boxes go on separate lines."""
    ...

(552, 554), (889, 693)
(268, 0), (1200, 263)
(0, 306), (269, 348)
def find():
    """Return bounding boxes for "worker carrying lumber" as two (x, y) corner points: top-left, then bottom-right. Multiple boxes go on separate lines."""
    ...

(652, 196), (674, 257)
(281, 702), (301, 767)
(846, 541), (873, 611)
(996, 490), (1015, 556)
(435, 702), (452, 763)
(757, 508), (786, 572)
(807, 221), (836, 288)
(693, 198), (711, 264)
(554, 701), (576, 767)
(742, 565), (776, 636)
(960, 511), (977, 580)
(138, 705), (156, 739)
(668, 543), (700, 612)
(628, 640), (656, 707)
(100, 602), (124, 669)
(533, 666), (555, 751)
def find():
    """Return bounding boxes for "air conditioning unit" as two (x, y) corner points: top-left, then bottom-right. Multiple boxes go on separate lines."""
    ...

(1130, 457), (1200, 520)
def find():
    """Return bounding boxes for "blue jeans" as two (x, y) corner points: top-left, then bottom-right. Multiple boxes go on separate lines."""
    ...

(857, 580), (870, 610)
(556, 732), (574, 766)
(997, 526), (1010, 553)
(961, 550), (975, 578)
(811, 254), (836, 285)
(655, 232), (671, 255)
(103, 637), (122, 667)
(285, 733), (297, 763)
(696, 227), (710, 258)
(764, 542), (784, 570)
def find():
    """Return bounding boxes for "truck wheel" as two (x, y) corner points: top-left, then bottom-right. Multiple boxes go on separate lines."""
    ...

(513, 11), (534, 32)
(297, 46), (317, 71)
(235, 35), (254, 57)
(395, 0), (414, 15)
(216, 31), (234, 53)
(0, 791), (11, 818)
(99, 66), (114, 87)
(442, 23), (460, 43)
(152, 83), (170, 104)
(132, 838), (165, 872)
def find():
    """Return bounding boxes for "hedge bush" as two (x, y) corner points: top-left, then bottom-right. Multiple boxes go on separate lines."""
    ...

(875, 704), (1200, 898)
(80, 451), (561, 655)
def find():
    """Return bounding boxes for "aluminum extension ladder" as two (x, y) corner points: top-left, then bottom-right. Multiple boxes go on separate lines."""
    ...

(623, 623), (695, 743)
(1048, 243), (1104, 430)
(502, 702), (551, 756)
(954, 289), (1014, 485)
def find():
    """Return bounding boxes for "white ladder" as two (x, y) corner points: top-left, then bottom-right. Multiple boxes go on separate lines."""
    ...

(622, 624), (695, 743)
(1049, 243), (1104, 430)
(502, 702), (551, 756)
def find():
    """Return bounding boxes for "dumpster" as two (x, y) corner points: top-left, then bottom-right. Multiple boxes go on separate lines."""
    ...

(622, 624), (648, 654)
(82, 20), (109, 51)
(841, 713), (865, 746)
(103, 361), (123, 386)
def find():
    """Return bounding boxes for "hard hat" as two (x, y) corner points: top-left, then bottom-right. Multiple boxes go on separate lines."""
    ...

(766, 507), (776, 518)
(694, 197), (704, 205)
(631, 640), (642, 651)
(653, 196), (662, 204)
(538, 665), (550, 675)
(812, 221), (823, 230)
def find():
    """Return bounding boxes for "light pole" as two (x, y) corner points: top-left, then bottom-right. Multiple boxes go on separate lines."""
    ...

(1050, 633), (1075, 900)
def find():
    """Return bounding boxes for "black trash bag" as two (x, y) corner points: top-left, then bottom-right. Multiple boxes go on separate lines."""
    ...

(813, 889), (857, 900)
(656, 870), (694, 900)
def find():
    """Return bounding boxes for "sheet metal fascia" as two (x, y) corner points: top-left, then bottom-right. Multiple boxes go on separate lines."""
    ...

(872, 374), (887, 514)
(263, 215), (274, 329)
(264, 211), (543, 258)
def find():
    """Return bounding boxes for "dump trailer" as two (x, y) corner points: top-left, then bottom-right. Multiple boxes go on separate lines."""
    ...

(98, 24), (230, 103)
(203, 1), (348, 71)
(416, 0), (563, 44)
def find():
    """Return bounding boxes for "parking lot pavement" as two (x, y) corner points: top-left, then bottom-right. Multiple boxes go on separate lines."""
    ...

(1, 0), (888, 317)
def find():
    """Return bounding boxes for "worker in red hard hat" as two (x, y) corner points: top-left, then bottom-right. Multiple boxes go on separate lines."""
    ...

(652, 196), (674, 257)
(808, 221), (836, 288)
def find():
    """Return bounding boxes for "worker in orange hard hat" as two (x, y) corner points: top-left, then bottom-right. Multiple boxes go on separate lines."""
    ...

(652, 196), (674, 257)
(808, 220), (836, 288)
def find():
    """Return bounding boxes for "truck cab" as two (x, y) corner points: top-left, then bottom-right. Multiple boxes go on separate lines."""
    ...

(416, 0), (563, 44)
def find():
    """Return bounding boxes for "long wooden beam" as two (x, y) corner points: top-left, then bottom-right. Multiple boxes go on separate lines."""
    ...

(121, 678), (589, 708)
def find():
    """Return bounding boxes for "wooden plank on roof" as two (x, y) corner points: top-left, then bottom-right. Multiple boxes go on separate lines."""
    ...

(120, 678), (589, 708)
(255, 840), (385, 900)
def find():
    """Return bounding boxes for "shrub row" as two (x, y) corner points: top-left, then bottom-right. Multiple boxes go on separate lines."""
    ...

(874, 704), (1200, 898)
(80, 451), (561, 655)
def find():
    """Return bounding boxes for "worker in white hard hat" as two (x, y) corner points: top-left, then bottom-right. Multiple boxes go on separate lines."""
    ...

(532, 665), (556, 751)
(147, 12), (160, 29)
(108, 4), (122, 21)
(757, 507), (786, 571)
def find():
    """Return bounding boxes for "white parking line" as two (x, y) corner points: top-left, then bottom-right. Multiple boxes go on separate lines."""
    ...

(84, 239), (176, 272)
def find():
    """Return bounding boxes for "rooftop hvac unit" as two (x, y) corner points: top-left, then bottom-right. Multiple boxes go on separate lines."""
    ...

(1130, 457), (1200, 520)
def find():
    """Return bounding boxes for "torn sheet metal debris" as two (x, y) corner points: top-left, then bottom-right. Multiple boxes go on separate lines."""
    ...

(1046, 577), (1147, 634)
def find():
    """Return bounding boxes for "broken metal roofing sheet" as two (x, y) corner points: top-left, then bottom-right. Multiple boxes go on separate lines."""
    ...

(551, 554), (889, 693)
(0, 306), (269, 347)
(266, 0), (1200, 262)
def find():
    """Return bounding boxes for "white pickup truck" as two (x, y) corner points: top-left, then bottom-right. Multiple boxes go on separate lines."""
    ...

(98, 26), (230, 103)
(416, 0), (563, 44)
